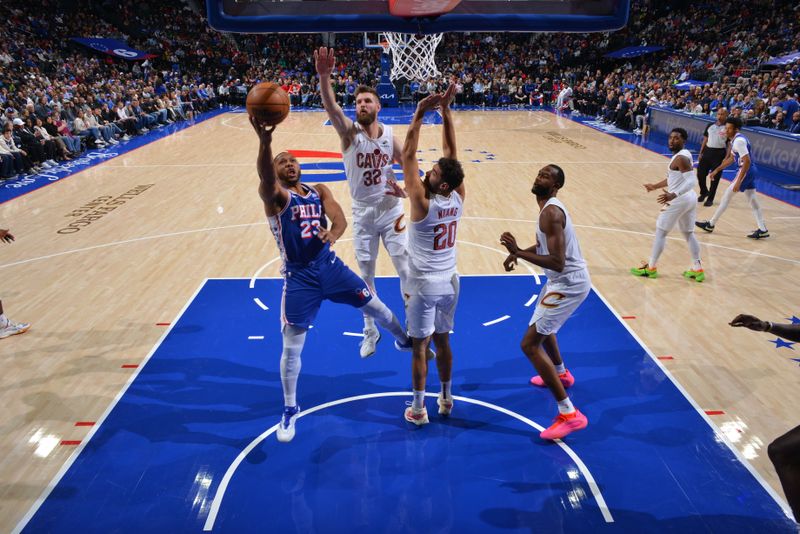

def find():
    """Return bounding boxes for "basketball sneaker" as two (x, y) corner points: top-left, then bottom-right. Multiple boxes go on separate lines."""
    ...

(746, 229), (769, 239)
(394, 338), (436, 360)
(540, 410), (588, 440)
(394, 337), (412, 352)
(404, 403), (429, 426)
(276, 405), (300, 443)
(530, 370), (575, 388)
(695, 220), (715, 233)
(0, 320), (30, 339)
(630, 263), (658, 278)
(682, 269), (705, 282)
(437, 392), (453, 416)
(360, 328), (380, 358)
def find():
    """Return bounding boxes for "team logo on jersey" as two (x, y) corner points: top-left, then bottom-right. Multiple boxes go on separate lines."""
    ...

(539, 292), (566, 308)
(357, 287), (372, 301)
(394, 214), (406, 233)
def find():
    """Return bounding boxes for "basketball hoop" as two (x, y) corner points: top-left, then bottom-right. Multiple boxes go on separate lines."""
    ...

(382, 32), (444, 82)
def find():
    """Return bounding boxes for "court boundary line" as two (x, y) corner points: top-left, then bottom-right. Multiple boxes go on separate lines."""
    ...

(11, 279), (210, 534)
(591, 284), (794, 520)
(201, 391), (613, 531)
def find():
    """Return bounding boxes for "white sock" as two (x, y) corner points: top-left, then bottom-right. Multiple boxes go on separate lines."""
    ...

(557, 396), (576, 415)
(744, 189), (767, 231)
(0, 314), (7, 327)
(362, 297), (407, 343)
(554, 363), (566, 375)
(413, 390), (426, 410)
(648, 228), (668, 268)
(280, 325), (307, 407)
(441, 380), (452, 400)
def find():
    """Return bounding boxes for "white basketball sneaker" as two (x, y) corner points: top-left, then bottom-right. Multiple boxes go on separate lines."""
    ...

(437, 392), (453, 416)
(0, 320), (31, 339)
(359, 328), (381, 358)
(276, 406), (300, 443)
(404, 402), (429, 426)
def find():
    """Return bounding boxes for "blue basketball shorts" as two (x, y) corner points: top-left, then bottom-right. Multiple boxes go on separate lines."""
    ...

(280, 252), (373, 329)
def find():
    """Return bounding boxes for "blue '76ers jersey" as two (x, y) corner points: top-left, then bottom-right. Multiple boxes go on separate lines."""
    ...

(268, 184), (329, 266)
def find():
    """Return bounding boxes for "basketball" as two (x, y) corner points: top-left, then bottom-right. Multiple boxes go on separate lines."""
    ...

(246, 82), (290, 126)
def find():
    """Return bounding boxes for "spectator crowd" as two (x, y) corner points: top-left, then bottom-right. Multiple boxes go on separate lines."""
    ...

(1, 0), (798, 181)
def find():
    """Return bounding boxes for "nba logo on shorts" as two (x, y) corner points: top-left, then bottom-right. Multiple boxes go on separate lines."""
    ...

(357, 287), (371, 300)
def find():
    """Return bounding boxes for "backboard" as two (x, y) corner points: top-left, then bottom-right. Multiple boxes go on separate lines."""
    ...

(206, 0), (631, 34)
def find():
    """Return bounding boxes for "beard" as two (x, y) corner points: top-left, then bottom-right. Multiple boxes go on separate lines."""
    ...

(356, 109), (377, 126)
(280, 169), (301, 185)
(423, 174), (436, 194)
(532, 183), (552, 197)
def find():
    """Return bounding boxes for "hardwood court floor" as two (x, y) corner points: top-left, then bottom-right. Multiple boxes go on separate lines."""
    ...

(1, 110), (798, 530)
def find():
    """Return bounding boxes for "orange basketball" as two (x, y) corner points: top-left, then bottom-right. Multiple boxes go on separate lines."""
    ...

(246, 82), (290, 126)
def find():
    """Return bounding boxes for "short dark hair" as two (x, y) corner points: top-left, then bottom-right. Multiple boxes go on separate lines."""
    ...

(726, 117), (743, 130)
(437, 157), (464, 191)
(355, 85), (380, 101)
(547, 164), (565, 188)
(670, 127), (688, 141)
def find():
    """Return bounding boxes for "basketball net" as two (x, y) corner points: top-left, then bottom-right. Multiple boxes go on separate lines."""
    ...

(382, 32), (444, 82)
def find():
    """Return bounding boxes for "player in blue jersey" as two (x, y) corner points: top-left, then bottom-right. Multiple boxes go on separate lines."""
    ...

(695, 117), (769, 239)
(250, 117), (413, 443)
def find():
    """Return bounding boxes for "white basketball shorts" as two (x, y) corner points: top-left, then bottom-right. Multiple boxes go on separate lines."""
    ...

(351, 196), (407, 262)
(407, 272), (459, 338)
(530, 269), (591, 335)
(656, 190), (697, 233)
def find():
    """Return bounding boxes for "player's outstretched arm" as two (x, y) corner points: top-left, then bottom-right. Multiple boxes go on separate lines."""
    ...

(440, 83), (465, 200)
(315, 183), (347, 245)
(730, 314), (800, 342)
(711, 146), (734, 179)
(403, 94), (442, 219)
(441, 83), (457, 160)
(0, 228), (15, 243)
(314, 47), (354, 143)
(250, 116), (288, 213)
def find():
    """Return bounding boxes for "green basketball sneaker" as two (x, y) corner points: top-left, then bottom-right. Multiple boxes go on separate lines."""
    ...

(683, 269), (705, 282)
(630, 263), (658, 278)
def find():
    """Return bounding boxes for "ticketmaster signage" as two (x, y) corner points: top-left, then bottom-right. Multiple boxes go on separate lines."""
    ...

(651, 107), (800, 175)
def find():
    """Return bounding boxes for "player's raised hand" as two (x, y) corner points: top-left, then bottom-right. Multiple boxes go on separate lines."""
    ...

(442, 82), (457, 108)
(499, 232), (519, 254)
(384, 177), (407, 198)
(249, 115), (275, 142)
(0, 228), (15, 243)
(314, 47), (335, 77)
(503, 253), (518, 272)
(729, 314), (769, 331)
(416, 93), (442, 113)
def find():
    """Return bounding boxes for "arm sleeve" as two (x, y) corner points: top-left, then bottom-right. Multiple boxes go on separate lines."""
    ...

(673, 169), (697, 197)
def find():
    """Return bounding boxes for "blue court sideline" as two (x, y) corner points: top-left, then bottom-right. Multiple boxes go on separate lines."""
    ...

(20, 275), (794, 533)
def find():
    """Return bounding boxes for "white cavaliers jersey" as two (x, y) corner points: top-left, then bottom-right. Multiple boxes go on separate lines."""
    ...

(342, 122), (395, 204)
(667, 148), (694, 196)
(409, 191), (463, 275)
(536, 197), (587, 283)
